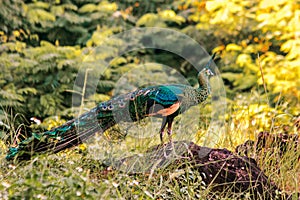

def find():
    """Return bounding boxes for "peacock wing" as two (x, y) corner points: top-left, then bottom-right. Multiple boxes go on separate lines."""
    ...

(141, 85), (184, 117)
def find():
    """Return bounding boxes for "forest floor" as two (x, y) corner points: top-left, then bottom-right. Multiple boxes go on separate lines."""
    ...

(0, 126), (299, 199)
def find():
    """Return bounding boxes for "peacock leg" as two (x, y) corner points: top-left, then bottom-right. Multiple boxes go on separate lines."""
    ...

(167, 117), (183, 158)
(160, 117), (167, 144)
(167, 117), (174, 142)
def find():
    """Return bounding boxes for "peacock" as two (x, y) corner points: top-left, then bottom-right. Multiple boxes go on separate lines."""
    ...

(6, 54), (216, 160)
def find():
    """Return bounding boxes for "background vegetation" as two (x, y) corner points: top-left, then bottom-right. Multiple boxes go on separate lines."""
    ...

(0, 0), (299, 199)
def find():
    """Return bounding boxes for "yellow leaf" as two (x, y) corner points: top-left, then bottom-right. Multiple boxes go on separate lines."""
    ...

(212, 45), (225, 53)
(244, 45), (256, 53)
(289, 60), (300, 67)
(28, 9), (56, 23)
(110, 57), (127, 67)
(159, 10), (176, 18)
(236, 54), (251, 67)
(97, 1), (118, 12)
(188, 14), (200, 22)
(78, 4), (98, 13)
(286, 49), (300, 60)
(226, 43), (242, 51)
(136, 13), (159, 27)
(206, 1), (224, 12)
(40, 40), (55, 47)
(227, 2), (242, 13)
(259, 0), (287, 9)
(13, 31), (20, 37)
(195, 23), (210, 30)
(159, 10), (185, 24)
(256, 13), (270, 22)
(211, 9), (230, 24)
(15, 41), (26, 52)
(264, 74), (276, 84)
(78, 143), (87, 151)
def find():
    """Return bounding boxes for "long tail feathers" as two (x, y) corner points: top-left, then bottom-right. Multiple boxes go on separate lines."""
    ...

(6, 108), (116, 160)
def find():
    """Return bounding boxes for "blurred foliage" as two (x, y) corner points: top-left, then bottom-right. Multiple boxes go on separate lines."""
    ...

(1, 1), (300, 198)
(0, 0), (299, 142)
(185, 0), (299, 108)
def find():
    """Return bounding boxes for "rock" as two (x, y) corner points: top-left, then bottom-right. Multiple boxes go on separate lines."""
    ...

(116, 141), (293, 199)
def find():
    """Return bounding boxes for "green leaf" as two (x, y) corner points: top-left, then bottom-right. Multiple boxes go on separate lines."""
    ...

(27, 9), (56, 24)
(110, 57), (127, 68)
(27, 2), (50, 9)
(17, 88), (38, 95)
(78, 4), (98, 13)
(97, 1), (118, 12)
(221, 72), (242, 82)
(136, 13), (162, 27)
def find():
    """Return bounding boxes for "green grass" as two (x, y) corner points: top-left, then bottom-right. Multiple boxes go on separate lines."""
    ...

(1, 133), (299, 199)
(0, 99), (299, 199)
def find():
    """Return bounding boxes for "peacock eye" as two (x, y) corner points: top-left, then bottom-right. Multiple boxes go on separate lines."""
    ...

(101, 104), (108, 110)
(130, 94), (135, 100)
(108, 104), (114, 110)
(119, 102), (126, 108)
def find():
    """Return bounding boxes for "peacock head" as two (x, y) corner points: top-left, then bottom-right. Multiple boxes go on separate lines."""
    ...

(198, 67), (214, 78)
(197, 53), (216, 85)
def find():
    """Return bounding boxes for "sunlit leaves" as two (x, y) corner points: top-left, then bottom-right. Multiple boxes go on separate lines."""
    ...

(0, 42), (82, 121)
(256, 0), (295, 30)
(137, 10), (185, 27)
(0, 41), (26, 52)
(236, 54), (251, 67)
(258, 52), (300, 104)
(1, 0), (299, 139)
(78, 4), (98, 13)
(192, 0), (300, 106)
(27, 9), (56, 24)
(136, 13), (162, 27)
(189, 0), (256, 36)
(225, 44), (242, 51)
(97, 1), (118, 13)
(20, 0), (120, 46)
(281, 39), (300, 60)
(86, 27), (123, 47)
(17, 88), (37, 95)
(0, 0), (26, 34)
(159, 10), (185, 24)
(137, 13), (161, 27)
